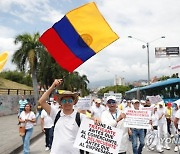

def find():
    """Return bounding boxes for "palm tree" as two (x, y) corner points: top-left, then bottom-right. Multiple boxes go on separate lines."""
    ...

(12, 32), (43, 109)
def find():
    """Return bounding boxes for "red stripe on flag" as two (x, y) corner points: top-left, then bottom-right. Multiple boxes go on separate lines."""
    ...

(39, 28), (83, 72)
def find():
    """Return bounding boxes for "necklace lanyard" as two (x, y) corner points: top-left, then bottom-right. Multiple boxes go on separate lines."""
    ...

(111, 110), (117, 120)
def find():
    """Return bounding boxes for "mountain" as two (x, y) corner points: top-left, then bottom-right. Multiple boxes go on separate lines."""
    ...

(88, 79), (114, 89)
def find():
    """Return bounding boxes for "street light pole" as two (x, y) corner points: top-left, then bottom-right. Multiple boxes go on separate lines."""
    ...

(128, 36), (165, 85)
(146, 42), (150, 85)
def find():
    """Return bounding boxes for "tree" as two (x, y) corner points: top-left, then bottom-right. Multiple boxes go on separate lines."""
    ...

(0, 70), (32, 86)
(37, 52), (90, 96)
(97, 85), (131, 98)
(12, 33), (43, 109)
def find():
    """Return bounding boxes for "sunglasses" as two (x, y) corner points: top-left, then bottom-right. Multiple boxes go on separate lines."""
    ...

(61, 98), (73, 104)
(107, 99), (116, 104)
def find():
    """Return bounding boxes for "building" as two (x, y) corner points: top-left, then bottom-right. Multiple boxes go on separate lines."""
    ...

(114, 75), (125, 86)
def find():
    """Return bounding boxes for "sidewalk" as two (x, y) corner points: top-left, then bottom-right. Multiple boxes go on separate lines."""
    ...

(0, 114), (42, 154)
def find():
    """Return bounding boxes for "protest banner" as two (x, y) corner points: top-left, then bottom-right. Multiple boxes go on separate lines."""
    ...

(74, 118), (122, 154)
(141, 107), (153, 114)
(74, 97), (92, 110)
(124, 109), (151, 129)
(146, 95), (163, 104)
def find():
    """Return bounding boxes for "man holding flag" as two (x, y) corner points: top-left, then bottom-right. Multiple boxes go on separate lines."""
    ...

(39, 2), (118, 154)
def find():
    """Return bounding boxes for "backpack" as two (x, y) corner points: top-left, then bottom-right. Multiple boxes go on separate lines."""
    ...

(54, 110), (89, 154)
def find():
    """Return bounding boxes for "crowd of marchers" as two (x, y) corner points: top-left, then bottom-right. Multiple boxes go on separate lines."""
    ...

(18, 79), (180, 154)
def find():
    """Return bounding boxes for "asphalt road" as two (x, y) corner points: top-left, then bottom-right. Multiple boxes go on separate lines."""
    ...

(17, 135), (179, 154)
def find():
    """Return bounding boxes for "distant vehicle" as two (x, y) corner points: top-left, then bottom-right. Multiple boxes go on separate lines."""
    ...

(125, 78), (180, 103)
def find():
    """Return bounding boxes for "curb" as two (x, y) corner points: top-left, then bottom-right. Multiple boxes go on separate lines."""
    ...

(10, 132), (43, 154)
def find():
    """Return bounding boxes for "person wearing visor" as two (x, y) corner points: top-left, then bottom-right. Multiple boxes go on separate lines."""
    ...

(39, 79), (93, 154)
(90, 98), (106, 119)
(101, 96), (127, 154)
(130, 100), (145, 154)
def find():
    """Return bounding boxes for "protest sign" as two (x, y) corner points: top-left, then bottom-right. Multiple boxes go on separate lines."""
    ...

(104, 93), (122, 103)
(141, 107), (153, 114)
(74, 118), (122, 154)
(124, 109), (151, 129)
(74, 97), (92, 110)
(146, 95), (163, 104)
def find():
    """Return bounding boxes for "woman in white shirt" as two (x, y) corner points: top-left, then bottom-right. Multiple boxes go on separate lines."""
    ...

(19, 103), (36, 154)
(150, 105), (163, 152)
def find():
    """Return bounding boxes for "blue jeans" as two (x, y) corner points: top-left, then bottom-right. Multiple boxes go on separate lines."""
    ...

(35, 110), (42, 123)
(22, 128), (33, 154)
(18, 108), (24, 117)
(174, 129), (180, 145)
(131, 129), (145, 154)
(44, 127), (53, 149)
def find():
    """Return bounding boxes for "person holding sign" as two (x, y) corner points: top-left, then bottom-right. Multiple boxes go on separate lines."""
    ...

(130, 100), (145, 154)
(101, 96), (128, 154)
(39, 79), (98, 154)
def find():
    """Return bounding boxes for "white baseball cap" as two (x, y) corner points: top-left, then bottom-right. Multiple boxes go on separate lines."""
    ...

(106, 96), (116, 103)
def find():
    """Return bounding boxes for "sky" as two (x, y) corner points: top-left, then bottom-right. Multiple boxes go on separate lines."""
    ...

(0, 0), (180, 86)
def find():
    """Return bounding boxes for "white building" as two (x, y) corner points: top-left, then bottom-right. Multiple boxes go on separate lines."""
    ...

(114, 75), (125, 86)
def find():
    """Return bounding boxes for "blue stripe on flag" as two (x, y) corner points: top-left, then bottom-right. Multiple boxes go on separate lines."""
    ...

(52, 16), (95, 62)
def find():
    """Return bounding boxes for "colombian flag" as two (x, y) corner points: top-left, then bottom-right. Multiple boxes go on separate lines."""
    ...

(39, 2), (119, 72)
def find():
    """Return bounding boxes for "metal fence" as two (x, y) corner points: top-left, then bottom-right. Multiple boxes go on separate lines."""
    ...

(0, 88), (44, 95)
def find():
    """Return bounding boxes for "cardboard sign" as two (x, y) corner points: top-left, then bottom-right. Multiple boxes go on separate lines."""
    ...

(74, 119), (122, 154)
(124, 109), (151, 129)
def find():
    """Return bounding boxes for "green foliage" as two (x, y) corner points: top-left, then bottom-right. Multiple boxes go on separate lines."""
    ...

(9, 32), (91, 97)
(36, 52), (90, 96)
(0, 70), (32, 86)
(158, 74), (179, 81)
(97, 85), (131, 98)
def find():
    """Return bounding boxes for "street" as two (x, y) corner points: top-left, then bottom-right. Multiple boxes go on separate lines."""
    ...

(17, 134), (179, 154)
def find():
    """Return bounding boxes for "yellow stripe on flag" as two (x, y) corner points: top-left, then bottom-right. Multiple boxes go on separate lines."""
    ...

(66, 2), (119, 53)
(0, 51), (9, 72)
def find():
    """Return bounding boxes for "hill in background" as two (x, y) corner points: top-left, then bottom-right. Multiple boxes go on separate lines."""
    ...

(0, 77), (33, 90)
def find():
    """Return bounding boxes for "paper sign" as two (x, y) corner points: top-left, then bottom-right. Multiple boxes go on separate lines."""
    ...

(146, 95), (163, 104)
(74, 118), (122, 154)
(141, 107), (153, 114)
(124, 109), (151, 129)
(74, 97), (92, 110)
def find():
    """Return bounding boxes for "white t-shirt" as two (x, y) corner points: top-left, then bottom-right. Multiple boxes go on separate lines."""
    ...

(90, 105), (106, 118)
(157, 107), (167, 124)
(41, 109), (53, 128)
(116, 118), (129, 153)
(175, 109), (180, 129)
(101, 109), (121, 127)
(172, 108), (178, 120)
(50, 107), (86, 154)
(19, 111), (35, 129)
(151, 111), (159, 126)
(51, 103), (60, 110)
(101, 109), (127, 153)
